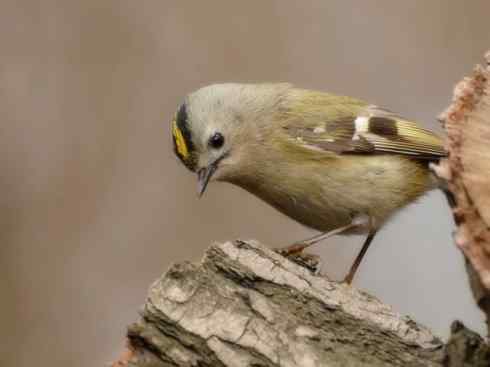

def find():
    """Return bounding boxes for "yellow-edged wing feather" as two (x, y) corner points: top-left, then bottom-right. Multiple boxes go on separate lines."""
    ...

(354, 106), (445, 159)
(282, 91), (445, 160)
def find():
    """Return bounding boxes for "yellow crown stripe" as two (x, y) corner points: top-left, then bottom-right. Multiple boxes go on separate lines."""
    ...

(172, 119), (189, 159)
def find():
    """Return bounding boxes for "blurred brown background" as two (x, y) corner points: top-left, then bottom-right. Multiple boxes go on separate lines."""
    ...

(1, 1), (489, 366)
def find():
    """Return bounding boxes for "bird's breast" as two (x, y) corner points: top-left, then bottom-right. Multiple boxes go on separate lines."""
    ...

(228, 163), (355, 232)
(226, 155), (433, 233)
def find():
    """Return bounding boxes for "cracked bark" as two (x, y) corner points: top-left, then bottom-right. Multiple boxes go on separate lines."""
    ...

(112, 240), (488, 367)
(432, 51), (490, 336)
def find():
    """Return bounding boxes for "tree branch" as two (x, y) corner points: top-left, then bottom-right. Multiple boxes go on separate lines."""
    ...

(114, 240), (452, 366)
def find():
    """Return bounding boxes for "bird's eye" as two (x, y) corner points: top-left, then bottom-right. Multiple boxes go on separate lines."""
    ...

(209, 132), (224, 149)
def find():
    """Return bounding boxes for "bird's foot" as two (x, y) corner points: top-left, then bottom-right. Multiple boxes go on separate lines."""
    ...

(273, 242), (309, 256)
(340, 272), (354, 285)
(274, 244), (321, 273)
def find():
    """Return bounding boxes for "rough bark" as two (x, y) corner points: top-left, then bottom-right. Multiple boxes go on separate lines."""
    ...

(443, 321), (490, 367)
(432, 51), (490, 334)
(112, 239), (490, 367)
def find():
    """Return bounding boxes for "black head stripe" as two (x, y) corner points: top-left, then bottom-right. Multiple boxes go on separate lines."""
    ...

(172, 103), (197, 171)
(176, 104), (195, 153)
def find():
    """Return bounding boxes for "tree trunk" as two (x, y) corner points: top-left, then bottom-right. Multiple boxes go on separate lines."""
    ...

(432, 51), (490, 335)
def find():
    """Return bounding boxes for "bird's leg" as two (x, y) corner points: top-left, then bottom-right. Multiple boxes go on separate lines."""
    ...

(276, 214), (371, 256)
(342, 230), (377, 284)
(275, 224), (356, 256)
(274, 224), (358, 274)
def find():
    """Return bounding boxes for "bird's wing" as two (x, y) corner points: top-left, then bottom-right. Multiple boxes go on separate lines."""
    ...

(282, 103), (445, 160)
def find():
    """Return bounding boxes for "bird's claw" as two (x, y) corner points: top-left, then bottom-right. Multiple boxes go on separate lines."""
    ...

(274, 245), (321, 273)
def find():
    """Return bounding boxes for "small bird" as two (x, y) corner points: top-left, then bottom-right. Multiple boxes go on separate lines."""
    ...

(171, 83), (445, 283)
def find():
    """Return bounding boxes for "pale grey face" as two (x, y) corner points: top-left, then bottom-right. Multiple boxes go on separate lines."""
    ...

(173, 84), (245, 196)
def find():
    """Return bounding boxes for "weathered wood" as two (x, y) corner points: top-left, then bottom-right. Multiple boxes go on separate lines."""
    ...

(443, 321), (490, 367)
(116, 240), (448, 366)
(433, 51), (490, 335)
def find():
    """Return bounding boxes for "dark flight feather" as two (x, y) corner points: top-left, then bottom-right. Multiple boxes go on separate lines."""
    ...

(283, 98), (445, 160)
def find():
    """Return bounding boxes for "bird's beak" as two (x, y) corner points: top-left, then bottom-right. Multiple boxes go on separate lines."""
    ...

(197, 163), (217, 197)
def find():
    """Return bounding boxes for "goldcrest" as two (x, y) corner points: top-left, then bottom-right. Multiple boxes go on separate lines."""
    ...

(171, 83), (445, 283)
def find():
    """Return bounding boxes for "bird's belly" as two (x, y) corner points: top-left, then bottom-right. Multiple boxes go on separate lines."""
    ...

(234, 178), (355, 233)
(272, 195), (354, 233)
(229, 155), (432, 234)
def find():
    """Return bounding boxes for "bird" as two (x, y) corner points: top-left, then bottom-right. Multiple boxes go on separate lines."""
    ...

(170, 83), (445, 283)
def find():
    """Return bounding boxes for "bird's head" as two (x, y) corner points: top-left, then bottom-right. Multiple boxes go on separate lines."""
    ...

(171, 83), (290, 196)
